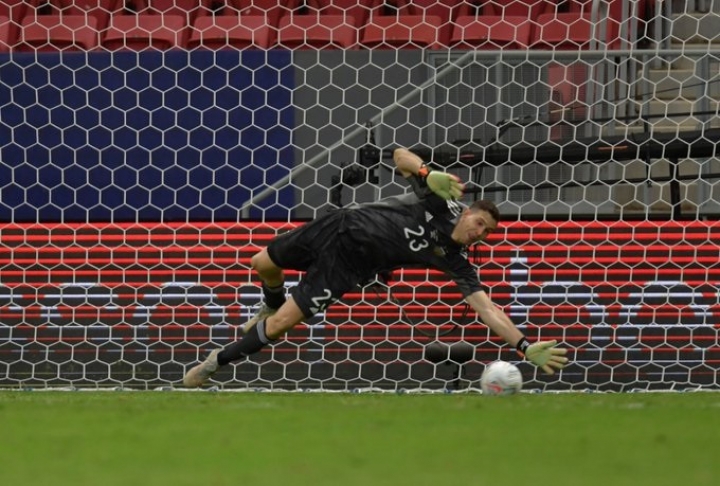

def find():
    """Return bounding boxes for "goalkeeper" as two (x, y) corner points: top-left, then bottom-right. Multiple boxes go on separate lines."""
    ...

(184, 148), (568, 387)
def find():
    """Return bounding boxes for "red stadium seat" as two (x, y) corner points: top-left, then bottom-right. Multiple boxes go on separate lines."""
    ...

(128, 0), (209, 24)
(188, 14), (274, 50)
(277, 13), (357, 49)
(0, 15), (10, 51)
(321, 0), (373, 27)
(101, 1), (217, 51)
(25, 0), (121, 30)
(0, 0), (28, 50)
(187, 0), (282, 50)
(451, 0), (556, 49)
(360, 0), (448, 49)
(492, 0), (558, 16)
(404, 0), (463, 48)
(274, 0), (370, 49)
(531, 12), (596, 49)
(102, 13), (187, 50)
(10, 0), (117, 51)
(531, 0), (621, 49)
(17, 14), (100, 51)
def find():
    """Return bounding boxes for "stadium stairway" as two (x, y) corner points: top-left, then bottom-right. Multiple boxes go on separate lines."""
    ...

(1, 220), (719, 389)
(645, 1), (720, 133)
(610, 1), (720, 213)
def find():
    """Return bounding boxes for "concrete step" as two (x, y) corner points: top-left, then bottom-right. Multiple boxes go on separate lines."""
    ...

(603, 120), (720, 137)
(614, 179), (704, 214)
(668, 52), (720, 71)
(693, 0), (720, 14)
(646, 98), (699, 116)
(614, 186), (692, 212)
(645, 68), (705, 99)
(680, 0), (720, 14)
(669, 13), (720, 43)
(628, 99), (720, 127)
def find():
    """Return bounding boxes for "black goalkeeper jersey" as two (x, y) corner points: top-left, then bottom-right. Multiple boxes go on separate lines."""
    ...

(340, 178), (485, 297)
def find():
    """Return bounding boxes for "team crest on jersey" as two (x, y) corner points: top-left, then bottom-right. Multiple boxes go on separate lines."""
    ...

(429, 229), (446, 256)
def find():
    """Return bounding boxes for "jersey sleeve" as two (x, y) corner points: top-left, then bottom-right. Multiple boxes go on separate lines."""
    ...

(444, 253), (487, 297)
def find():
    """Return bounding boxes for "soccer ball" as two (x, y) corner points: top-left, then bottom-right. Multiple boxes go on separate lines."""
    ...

(480, 361), (523, 396)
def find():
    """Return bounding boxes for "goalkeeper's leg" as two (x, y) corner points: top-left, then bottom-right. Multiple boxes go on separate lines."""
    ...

(183, 245), (357, 387)
(243, 249), (287, 333)
(182, 296), (305, 387)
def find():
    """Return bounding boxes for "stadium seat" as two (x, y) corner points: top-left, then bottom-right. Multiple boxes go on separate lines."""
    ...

(530, 14), (593, 49)
(102, 13), (186, 50)
(15, 1), (119, 52)
(406, 0), (464, 47)
(0, 15), (9, 51)
(130, 0), (213, 37)
(101, 0), (215, 51)
(187, 0), (281, 50)
(24, 0), (121, 30)
(451, 0), (556, 50)
(128, 0), (209, 20)
(274, 0), (371, 49)
(0, 1), (28, 50)
(360, 0), (449, 49)
(17, 14), (100, 51)
(13, 0), (119, 51)
(530, 0), (622, 49)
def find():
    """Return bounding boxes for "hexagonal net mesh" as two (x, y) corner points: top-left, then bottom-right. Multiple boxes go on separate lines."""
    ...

(1, 1), (719, 391)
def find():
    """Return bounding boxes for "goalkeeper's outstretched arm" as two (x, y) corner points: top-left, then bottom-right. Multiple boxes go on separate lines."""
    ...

(465, 290), (569, 375)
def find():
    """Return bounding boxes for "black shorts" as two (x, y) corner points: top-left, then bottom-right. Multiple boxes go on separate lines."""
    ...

(267, 210), (371, 318)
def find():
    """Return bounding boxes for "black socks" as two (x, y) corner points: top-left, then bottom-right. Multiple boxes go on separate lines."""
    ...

(214, 283), (285, 367)
(263, 283), (286, 310)
(217, 319), (275, 366)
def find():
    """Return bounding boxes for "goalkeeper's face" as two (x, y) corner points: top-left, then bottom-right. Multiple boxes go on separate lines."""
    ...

(452, 209), (498, 246)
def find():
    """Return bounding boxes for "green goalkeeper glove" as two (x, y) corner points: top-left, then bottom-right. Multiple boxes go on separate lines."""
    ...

(426, 171), (464, 200)
(518, 339), (568, 375)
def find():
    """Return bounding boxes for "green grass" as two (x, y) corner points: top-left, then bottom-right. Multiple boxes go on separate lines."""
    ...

(1, 391), (718, 486)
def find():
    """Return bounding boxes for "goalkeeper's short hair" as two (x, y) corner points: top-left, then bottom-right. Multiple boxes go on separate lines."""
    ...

(469, 200), (500, 223)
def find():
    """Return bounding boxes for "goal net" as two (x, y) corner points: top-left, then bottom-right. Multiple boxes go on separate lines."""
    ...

(1, 0), (719, 391)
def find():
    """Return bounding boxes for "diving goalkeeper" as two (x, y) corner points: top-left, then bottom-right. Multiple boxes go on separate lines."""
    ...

(183, 148), (568, 387)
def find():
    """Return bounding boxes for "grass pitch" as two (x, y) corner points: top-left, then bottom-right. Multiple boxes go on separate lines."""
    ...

(1, 390), (718, 486)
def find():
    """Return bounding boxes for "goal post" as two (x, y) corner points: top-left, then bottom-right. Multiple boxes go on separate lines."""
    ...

(1, 0), (720, 391)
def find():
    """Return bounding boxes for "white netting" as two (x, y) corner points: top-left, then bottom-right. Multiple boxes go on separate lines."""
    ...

(1, 0), (719, 391)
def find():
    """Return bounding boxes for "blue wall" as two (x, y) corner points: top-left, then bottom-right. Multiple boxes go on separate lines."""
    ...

(0, 50), (294, 222)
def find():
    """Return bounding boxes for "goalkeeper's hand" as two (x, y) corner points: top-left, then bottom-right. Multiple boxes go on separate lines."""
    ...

(426, 171), (464, 200)
(523, 340), (568, 375)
